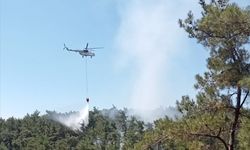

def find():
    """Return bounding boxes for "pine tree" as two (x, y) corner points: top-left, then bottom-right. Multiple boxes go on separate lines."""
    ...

(178, 0), (250, 149)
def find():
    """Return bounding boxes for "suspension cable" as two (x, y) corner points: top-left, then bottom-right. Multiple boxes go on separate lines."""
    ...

(85, 57), (88, 98)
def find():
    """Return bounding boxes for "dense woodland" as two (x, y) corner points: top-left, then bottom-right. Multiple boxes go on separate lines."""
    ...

(1, 0), (250, 149)
(0, 107), (146, 150)
(1, 107), (250, 150)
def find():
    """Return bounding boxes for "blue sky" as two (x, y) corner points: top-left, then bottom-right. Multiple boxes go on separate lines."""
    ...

(1, 0), (249, 118)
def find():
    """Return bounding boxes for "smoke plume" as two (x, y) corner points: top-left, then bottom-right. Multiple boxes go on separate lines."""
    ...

(115, 0), (192, 121)
(116, 1), (178, 108)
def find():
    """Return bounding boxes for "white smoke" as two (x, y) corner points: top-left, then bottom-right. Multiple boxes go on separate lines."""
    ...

(115, 1), (175, 108)
(128, 107), (182, 123)
(51, 104), (89, 131)
(115, 0), (194, 121)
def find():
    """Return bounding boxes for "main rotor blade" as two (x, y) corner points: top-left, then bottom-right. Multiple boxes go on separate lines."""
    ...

(88, 47), (104, 49)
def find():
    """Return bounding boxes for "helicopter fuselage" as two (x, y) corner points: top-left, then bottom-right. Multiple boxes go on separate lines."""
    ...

(79, 50), (95, 57)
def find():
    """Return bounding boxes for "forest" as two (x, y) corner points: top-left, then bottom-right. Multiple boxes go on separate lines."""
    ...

(1, 0), (250, 149)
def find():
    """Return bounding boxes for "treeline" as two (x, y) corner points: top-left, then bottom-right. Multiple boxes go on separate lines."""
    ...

(1, 106), (250, 150)
(0, 107), (152, 150)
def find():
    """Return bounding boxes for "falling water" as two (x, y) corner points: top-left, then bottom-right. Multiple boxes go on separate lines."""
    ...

(53, 103), (89, 131)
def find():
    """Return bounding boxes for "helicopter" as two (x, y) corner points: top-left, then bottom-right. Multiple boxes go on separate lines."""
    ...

(63, 43), (103, 58)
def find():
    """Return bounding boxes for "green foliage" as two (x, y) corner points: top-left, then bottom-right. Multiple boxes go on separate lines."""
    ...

(0, 107), (145, 149)
(123, 116), (144, 150)
(237, 115), (250, 149)
(135, 117), (189, 150)
(177, 0), (250, 149)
